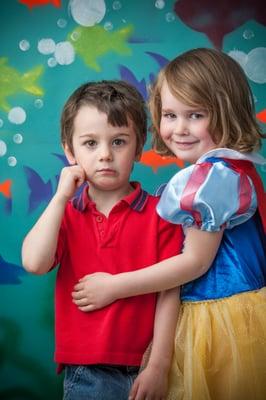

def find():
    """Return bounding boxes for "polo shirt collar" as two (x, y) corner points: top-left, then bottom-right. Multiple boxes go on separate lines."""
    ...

(72, 182), (148, 213)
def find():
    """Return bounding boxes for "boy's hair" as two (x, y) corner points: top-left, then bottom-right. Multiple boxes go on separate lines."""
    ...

(149, 47), (264, 156)
(61, 80), (147, 157)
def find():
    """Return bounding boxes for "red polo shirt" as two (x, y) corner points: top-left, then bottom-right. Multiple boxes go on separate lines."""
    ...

(53, 182), (183, 367)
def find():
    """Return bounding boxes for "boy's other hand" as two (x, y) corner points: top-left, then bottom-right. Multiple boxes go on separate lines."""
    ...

(128, 365), (168, 400)
(72, 272), (118, 311)
(56, 165), (86, 201)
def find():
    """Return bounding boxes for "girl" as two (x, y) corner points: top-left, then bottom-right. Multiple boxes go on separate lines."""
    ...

(72, 48), (266, 400)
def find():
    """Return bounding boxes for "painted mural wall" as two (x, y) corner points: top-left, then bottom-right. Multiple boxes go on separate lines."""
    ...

(0, 0), (265, 398)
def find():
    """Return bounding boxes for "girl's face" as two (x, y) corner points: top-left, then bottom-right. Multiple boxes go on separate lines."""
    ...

(159, 81), (217, 163)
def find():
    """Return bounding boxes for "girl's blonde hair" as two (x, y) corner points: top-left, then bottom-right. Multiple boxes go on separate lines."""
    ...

(149, 48), (264, 156)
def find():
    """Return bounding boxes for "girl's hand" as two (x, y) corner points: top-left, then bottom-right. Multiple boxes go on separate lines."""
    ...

(128, 365), (168, 400)
(56, 165), (86, 201)
(72, 272), (118, 311)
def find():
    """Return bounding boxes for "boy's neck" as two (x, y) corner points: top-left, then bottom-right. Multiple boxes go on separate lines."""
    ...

(88, 183), (134, 217)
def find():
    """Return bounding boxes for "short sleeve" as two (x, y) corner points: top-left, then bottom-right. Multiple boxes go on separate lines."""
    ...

(156, 159), (257, 232)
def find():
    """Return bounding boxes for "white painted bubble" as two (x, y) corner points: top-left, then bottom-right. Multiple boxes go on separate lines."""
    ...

(70, 30), (81, 41)
(228, 50), (248, 70)
(69, 0), (106, 27)
(19, 39), (30, 51)
(165, 12), (175, 22)
(13, 133), (23, 144)
(155, 0), (165, 10)
(48, 57), (57, 68)
(38, 38), (56, 55)
(34, 99), (44, 109)
(112, 1), (121, 10)
(8, 156), (17, 167)
(243, 29), (254, 40)
(57, 18), (67, 28)
(245, 47), (266, 84)
(0, 140), (7, 156)
(8, 107), (26, 125)
(104, 21), (113, 31)
(54, 41), (75, 65)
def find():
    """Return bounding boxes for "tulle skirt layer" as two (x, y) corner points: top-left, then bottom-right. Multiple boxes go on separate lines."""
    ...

(167, 287), (266, 400)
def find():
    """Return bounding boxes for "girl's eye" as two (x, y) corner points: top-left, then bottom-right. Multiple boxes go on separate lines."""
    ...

(189, 112), (204, 120)
(112, 138), (126, 146)
(162, 112), (176, 119)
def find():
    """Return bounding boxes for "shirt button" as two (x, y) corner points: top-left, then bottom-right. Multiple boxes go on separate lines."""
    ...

(96, 216), (103, 222)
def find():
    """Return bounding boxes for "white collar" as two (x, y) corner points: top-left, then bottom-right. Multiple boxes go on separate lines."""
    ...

(197, 148), (266, 165)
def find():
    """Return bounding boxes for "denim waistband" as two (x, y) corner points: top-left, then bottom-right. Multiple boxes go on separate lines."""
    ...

(95, 364), (139, 374)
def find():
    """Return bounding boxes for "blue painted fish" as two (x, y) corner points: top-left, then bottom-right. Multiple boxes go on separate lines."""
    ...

(0, 255), (25, 284)
(24, 166), (53, 212)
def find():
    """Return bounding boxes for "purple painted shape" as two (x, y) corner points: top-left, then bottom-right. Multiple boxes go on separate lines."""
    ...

(146, 52), (169, 68)
(24, 166), (53, 212)
(119, 65), (148, 100)
(0, 255), (25, 284)
(5, 198), (12, 213)
(52, 152), (68, 166)
(174, 0), (266, 49)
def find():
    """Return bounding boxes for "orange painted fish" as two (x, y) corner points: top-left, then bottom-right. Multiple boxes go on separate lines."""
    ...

(140, 149), (184, 172)
(0, 179), (12, 198)
(19, 0), (61, 8)
(256, 109), (266, 124)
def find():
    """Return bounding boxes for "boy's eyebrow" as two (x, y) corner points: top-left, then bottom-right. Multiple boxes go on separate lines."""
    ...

(78, 132), (131, 138)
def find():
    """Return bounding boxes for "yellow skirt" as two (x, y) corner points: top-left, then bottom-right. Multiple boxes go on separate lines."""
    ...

(167, 287), (266, 400)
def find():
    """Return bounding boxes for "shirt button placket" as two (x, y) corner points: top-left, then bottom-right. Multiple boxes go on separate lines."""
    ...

(95, 215), (105, 240)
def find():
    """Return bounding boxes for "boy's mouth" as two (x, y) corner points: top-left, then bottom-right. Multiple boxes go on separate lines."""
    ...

(96, 168), (116, 175)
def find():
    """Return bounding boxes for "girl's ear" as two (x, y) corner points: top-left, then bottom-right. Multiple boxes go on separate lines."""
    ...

(63, 144), (76, 165)
(135, 150), (142, 162)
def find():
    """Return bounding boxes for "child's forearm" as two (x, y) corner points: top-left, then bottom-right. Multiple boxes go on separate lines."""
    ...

(111, 228), (223, 298)
(148, 288), (180, 372)
(22, 193), (68, 274)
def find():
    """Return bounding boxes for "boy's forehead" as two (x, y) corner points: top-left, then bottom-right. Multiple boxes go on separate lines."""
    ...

(73, 106), (135, 135)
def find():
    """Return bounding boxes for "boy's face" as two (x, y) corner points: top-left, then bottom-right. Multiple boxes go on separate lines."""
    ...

(64, 105), (139, 194)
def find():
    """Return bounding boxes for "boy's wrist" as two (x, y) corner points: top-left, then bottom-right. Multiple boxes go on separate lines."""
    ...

(52, 192), (70, 206)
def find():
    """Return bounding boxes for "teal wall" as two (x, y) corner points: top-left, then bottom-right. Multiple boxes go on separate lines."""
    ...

(0, 1), (265, 398)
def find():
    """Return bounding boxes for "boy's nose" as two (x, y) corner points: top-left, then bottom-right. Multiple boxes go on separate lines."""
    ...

(99, 144), (113, 161)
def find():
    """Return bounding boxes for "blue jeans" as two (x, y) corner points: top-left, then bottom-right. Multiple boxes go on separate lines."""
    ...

(63, 364), (139, 400)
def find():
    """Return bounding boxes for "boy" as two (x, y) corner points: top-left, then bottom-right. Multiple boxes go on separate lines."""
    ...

(22, 80), (183, 399)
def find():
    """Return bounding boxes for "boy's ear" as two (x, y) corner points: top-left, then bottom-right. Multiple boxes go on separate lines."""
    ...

(63, 144), (76, 165)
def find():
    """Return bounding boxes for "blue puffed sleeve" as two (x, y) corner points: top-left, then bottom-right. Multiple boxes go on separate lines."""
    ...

(157, 158), (257, 232)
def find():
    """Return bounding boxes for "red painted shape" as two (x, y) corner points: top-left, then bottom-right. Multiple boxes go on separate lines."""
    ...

(19, 0), (61, 9)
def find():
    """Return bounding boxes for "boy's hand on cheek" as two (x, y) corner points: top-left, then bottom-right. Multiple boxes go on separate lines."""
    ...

(71, 272), (118, 312)
(56, 165), (86, 200)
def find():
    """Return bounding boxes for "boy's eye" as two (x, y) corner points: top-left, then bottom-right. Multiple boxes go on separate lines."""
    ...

(85, 140), (97, 147)
(112, 138), (126, 146)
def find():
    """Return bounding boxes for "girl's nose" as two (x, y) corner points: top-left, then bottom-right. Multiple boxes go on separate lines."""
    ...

(173, 118), (189, 136)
